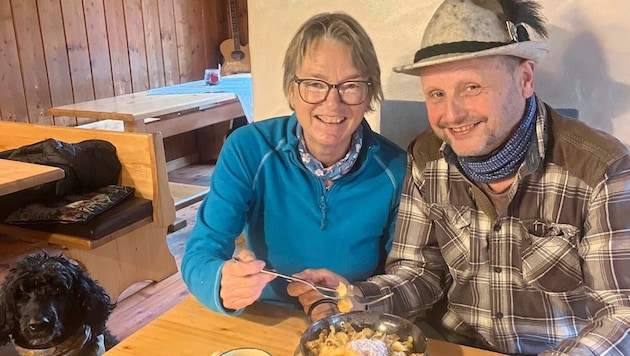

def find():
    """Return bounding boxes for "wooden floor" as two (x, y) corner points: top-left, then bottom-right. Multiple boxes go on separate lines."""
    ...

(0, 163), (215, 355)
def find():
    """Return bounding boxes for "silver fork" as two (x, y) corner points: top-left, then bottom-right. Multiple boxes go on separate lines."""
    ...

(231, 257), (393, 305)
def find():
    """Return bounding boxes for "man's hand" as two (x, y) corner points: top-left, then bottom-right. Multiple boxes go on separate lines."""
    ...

(219, 250), (275, 310)
(287, 268), (350, 322)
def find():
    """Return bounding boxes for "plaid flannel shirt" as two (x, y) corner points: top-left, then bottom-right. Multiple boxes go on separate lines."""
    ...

(357, 99), (630, 355)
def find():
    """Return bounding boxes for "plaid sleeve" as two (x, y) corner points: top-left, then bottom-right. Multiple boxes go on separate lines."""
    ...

(358, 154), (449, 319)
(545, 157), (630, 355)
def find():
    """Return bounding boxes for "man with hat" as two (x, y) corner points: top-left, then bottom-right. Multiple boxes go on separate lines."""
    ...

(288, 0), (630, 354)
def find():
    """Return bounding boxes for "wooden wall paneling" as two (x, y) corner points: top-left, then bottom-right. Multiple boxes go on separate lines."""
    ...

(197, 0), (211, 71)
(124, 0), (150, 92)
(83, 0), (115, 100)
(215, 0), (229, 66)
(11, 0), (53, 124)
(142, 0), (166, 89)
(198, 0), (222, 74)
(174, 0), (206, 82)
(201, 0), (222, 69)
(235, 0), (248, 45)
(0, 0), (28, 122)
(38, 0), (76, 126)
(173, 1), (191, 82)
(191, 0), (210, 78)
(1, 0), (245, 125)
(104, 0), (133, 96)
(61, 0), (95, 125)
(157, 0), (180, 86)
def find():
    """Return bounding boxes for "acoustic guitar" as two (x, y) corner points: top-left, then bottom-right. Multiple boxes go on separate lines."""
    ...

(220, 0), (251, 75)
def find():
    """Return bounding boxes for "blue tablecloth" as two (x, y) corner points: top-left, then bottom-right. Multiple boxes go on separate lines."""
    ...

(147, 74), (253, 122)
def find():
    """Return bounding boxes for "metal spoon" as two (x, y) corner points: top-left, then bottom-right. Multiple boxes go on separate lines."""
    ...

(231, 257), (393, 305)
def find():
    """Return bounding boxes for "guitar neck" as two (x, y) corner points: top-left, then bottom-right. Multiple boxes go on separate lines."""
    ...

(228, 0), (241, 50)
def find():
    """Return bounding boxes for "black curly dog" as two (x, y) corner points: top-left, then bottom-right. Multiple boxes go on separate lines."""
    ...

(0, 252), (118, 355)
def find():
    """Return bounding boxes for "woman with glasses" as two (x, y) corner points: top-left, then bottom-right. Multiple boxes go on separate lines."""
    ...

(181, 12), (406, 319)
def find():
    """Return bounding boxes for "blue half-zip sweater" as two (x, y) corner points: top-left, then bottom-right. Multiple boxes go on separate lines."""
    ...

(181, 113), (406, 314)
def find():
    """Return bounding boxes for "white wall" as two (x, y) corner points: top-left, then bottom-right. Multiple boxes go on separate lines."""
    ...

(247, 0), (630, 148)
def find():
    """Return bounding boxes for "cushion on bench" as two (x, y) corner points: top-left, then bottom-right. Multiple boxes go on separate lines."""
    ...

(5, 185), (135, 224)
(5, 197), (153, 240)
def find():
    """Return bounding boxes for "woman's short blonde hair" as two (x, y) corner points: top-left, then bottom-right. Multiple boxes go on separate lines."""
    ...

(282, 12), (383, 112)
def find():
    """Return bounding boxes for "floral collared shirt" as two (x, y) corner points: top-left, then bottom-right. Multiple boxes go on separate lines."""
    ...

(357, 99), (630, 355)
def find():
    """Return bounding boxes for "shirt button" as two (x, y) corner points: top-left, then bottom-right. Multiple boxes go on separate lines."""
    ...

(493, 223), (501, 232)
(493, 266), (502, 273)
(495, 312), (504, 319)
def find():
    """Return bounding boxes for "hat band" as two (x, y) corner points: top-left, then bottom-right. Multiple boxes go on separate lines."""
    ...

(413, 41), (509, 63)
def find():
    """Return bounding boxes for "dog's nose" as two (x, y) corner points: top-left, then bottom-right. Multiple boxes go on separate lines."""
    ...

(28, 316), (52, 332)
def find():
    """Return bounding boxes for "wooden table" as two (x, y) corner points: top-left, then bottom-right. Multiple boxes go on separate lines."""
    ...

(49, 89), (244, 168)
(0, 159), (65, 196)
(48, 91), (244, 136)
(104, 295), (506, 356)
(48, 88), (247, 171)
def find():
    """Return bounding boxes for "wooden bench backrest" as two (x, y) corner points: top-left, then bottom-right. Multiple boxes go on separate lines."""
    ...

(0, 121), (175, 228)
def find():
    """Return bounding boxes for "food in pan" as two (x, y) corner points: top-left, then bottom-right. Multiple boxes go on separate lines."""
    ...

(305, 323), (424, 356)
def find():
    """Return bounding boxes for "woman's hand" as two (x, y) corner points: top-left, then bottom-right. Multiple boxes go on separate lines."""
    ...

(287, 268), (350, 322)
(219, 250), (275, 310)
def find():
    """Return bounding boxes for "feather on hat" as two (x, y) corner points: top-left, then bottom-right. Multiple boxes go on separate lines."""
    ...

(394, 0), (549, 76)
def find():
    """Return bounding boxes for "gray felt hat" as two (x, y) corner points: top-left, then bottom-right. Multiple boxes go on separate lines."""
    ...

(394, 0), (549, 76)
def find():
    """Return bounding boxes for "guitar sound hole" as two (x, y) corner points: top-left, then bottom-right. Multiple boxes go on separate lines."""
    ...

(231, 50), (245, 61)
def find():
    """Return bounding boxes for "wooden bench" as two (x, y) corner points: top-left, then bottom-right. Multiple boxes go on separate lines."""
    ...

(76, 119), (215, 232)
(0, 121), (178, 301)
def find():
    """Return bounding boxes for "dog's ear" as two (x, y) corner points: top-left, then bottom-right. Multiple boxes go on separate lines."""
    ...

(0, 269), (19, 346)
(71, 262), (116, 334)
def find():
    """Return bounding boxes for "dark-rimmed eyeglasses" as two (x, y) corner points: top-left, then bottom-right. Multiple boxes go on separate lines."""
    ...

(293, 77), (372, 105)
